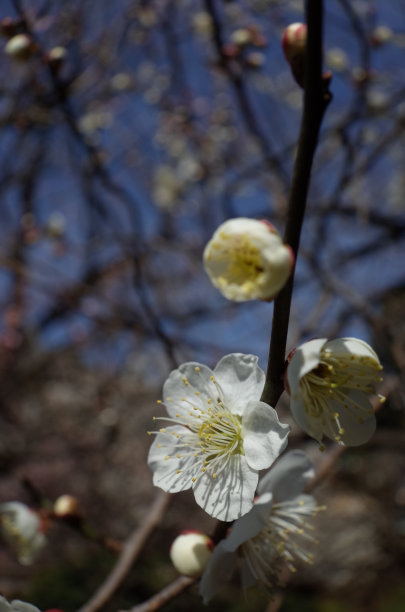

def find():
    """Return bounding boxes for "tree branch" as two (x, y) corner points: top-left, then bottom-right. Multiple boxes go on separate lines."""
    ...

(261, 0), (332, 407)
(78, 491), (171, 612)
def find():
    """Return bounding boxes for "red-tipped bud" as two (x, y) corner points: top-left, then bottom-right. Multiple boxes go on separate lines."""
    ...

(282, 23), (307, 87)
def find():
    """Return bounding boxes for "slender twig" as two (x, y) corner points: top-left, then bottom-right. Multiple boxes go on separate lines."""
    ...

(125, 576), (196, 612)
(261, 0), (332, 407)
(78, 491), (171, 612)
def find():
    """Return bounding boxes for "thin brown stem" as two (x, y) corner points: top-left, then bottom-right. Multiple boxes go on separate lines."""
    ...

(124, 576), (196, 612)
(261, 0), (332, 407)
(78, 491), (171, 612)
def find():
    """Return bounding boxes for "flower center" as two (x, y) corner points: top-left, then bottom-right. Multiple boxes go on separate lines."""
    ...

(240, 497), (323, 588)
(149, 368), (244, 483)
(300, 348), (383, 442)
(212, 235), (264, 289)
(198, 408), (244, 458)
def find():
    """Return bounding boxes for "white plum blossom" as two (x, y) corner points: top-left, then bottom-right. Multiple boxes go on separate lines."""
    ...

(286, 337), (384, 446)
(148, 353), (290, 521)
(0, 597), (41, 612)
(170, 531), (213, 577)
(0, 501), (47, 565)
(203, 218), (293, 302)
(200, 450), (322, 602)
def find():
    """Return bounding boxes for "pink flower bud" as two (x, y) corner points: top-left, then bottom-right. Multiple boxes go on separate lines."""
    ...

(282, 23), (307, 87)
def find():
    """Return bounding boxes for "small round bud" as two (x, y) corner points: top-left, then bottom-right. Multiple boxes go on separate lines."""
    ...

(245, 51), (265, 68)
(46, 46), (67, 71)
(282, 23), (307, 87)
(53, 495), (80, 517)
(46, 211), (66, 239)
(231, 28), (252, 46)
(170, 531), (214, 578)
(371, 25), (393, 46)
(4, 33), (33, 60)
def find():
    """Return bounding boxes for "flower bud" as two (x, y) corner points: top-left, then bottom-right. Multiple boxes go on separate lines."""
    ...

(4, 33), (34, 60)
(231, 28), (252, 46)
(282, 23), (307, 87)
(371, 25), (393, 46)
(245, 51), (265, 68)
(46, 46), (67, 71)
(203, 218), (294, 302)
(53, 495), (80, 517)
(170, 531), (214, 577)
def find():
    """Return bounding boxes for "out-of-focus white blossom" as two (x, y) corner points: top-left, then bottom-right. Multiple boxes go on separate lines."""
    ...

(231, 29), (252, 46)
(192, 12), (213, 37)
(4, 34), (33, 60)
(325, 47), (349, 72)
(53, 495), (80, 517)
(200, 451), (322, 602)
(148, 353), (290, 521)
(371, 25), (393, 46)
(203, 218), (293, 302)
(0, 501), (46, 565)
(286, 338), (384, 446)
(170, 531), (213, 577)
(0, 596), (41, 612)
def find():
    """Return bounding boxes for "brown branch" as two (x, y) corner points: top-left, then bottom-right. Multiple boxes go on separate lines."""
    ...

(261, 0), (332, 407)
(124, 576), (196, 612)
(78, 491), (171, 612)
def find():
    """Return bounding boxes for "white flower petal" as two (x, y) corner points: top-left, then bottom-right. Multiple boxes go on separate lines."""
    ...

(148, 427), (194, 493)
(287, 338), (327, 396)
(331, 393), (376, 445)
(213, 353), (265, 416)
(325, 337), (380, 363)
(11, 603), (41, 612)
(243, 402), (290, 470)
(289, 394), (324, 442)
(192, 454), (258, 521)
(0, 599), (42, 612)
(199, 542), (237, 604)
(222, 492), (274, 552)
(162, 362), (215, 418)
(257, 450), (314, 500)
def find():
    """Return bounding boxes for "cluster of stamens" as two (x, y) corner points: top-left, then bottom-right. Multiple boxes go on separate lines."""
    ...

(299, 349), (384, 443)
(148, 367), (243, 484)
(240, 497), (324, 588)
(209, 235), (264, 291)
